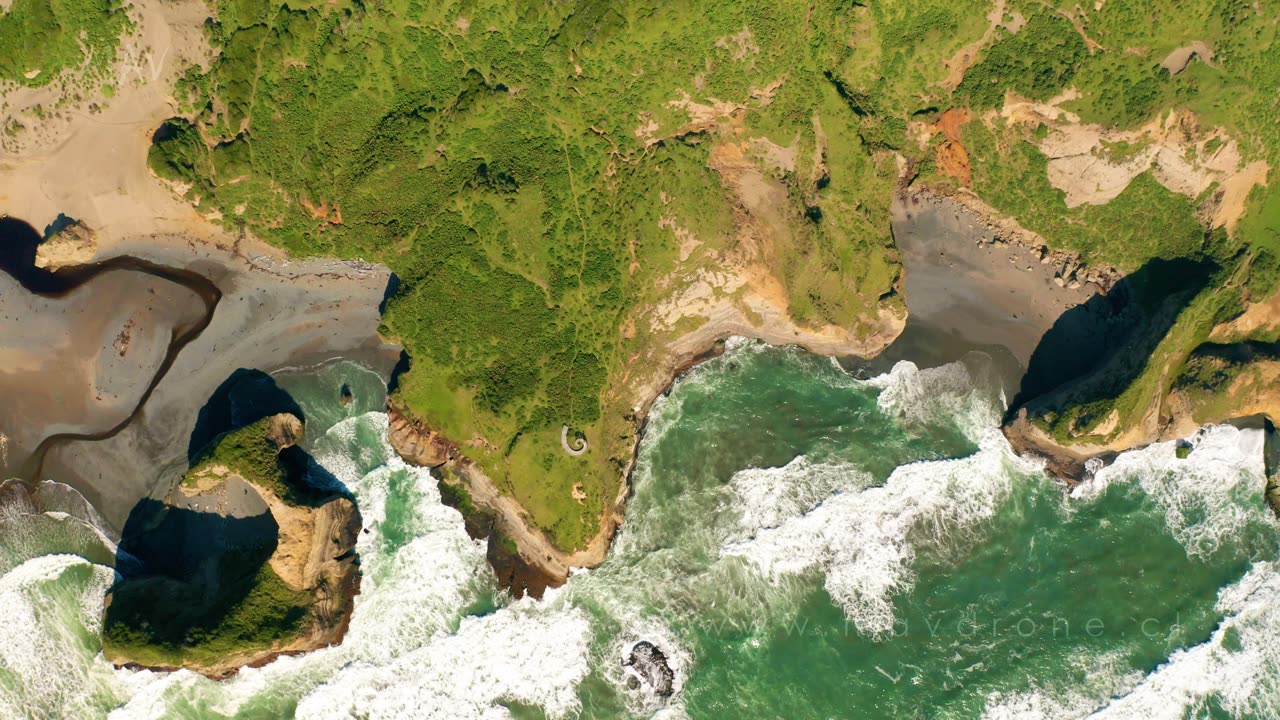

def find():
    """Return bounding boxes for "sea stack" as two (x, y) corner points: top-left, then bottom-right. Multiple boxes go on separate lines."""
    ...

(101, 414), (361, 678)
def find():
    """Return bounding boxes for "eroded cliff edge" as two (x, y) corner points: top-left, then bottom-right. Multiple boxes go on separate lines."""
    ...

(386, 286), (904, 597)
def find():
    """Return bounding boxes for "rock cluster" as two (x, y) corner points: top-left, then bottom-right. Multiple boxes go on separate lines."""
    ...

(976, 230), (1121, 292)
(623, 641), (675, 697)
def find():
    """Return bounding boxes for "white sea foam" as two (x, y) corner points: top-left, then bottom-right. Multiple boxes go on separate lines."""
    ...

(32, 480), (118, 544)
(104, 411), (592, 720)
(0, 555), (119, 720)
(341, 465), (491, 662)
(294, 604), (593, 720)
(316, 414), (490, 602)
(985, 427), (1278, 720)
(728, 456), (870, 538)
(865, 355), (1004, 442)
(1088, 560), (1280, 719)
(1072, 425), (1272, 558)
(723, 430), (1033, 637)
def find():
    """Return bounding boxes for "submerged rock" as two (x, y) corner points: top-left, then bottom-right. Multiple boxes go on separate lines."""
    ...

(623, 641), (675, 697)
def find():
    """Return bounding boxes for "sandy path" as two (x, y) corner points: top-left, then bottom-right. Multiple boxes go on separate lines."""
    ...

(560, 426), (587, 455)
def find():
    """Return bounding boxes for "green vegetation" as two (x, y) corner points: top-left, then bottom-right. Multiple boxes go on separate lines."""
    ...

(963, 123), (1210, 272)
(0, 0), (129, 87)
(104, 551), (310, 669)
(184, 417), (300, 504)
(155, 0), (933, 551)
(918, 0), (1280, 443)
(106, 420), (321, 668)
(1177, 351), (1247, 396)
(155, 0), (1280, 527)
(1037, 275), (1239, 442)
(1097, 138), (1149, 165)
(437, 477), (478, 520)
(956, 10), (1087, 109)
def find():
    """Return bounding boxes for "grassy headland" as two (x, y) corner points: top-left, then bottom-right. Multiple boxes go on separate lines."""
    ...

(149, 0), (1280, 539)
(104, 414), (359, 674)
(148, 0), (944, 552)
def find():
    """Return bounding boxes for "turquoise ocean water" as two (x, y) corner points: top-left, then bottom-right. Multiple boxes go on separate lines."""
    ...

(0, 344), (1277, 719)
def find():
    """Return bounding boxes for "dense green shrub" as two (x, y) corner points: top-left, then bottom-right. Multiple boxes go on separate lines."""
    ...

(957, 12), (1087, 109)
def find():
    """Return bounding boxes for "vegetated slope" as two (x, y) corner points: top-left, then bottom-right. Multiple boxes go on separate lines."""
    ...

(150, 0), (1280, 536)
(918, 0), (1280, 451)
(103, 415), (361, 676)
(148, 0), (946, 552)
(0, 0), (129, 88)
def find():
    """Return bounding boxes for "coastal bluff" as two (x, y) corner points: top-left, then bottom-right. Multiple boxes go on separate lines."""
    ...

(102, 414), (361, 679)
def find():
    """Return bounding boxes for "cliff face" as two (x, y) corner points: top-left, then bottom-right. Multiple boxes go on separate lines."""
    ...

(102, 414), (361, 679)
(386, 403), (564, 598)
(1002, 292), (1280, 490)
(387, 404), (454, 467)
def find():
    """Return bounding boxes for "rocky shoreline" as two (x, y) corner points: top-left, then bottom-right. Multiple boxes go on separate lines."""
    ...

(380, 182), (1141, 595)
(383, 287), (898, 595)
(907, 185), (1280, 495)
(906, 185), (1124, 295)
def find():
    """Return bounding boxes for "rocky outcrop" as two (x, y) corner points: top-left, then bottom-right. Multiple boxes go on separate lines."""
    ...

(919, 186), (1124, 293)
(102, 414), (361, 679)
(34, 219), (97, 268)
(387, 404), (455, 467)
(386, 406), (595, 599)
(265, 412), (304, 449)
(623, 641), (675, 697)
(1264, 422), (1280, 516)
(1002, 409), (1117, 483)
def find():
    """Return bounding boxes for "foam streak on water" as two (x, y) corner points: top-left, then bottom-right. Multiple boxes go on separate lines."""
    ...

(722, 430), (1034, 638)
(1073, 425), (1274, 558)
(1089, 561), (1280, 719)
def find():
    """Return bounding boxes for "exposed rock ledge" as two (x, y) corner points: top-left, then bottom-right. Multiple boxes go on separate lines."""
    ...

(1003, 333), (1280, 510)
(102, 414), (361, 679)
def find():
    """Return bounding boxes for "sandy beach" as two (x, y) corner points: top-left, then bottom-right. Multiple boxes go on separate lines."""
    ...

(0, 0), (401, 531)
(889, 190), (1102, 371)
(33, 240), (401, 532)
(0, 266), (206, 477)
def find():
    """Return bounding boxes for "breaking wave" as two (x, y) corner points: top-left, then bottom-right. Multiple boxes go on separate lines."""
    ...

(1089, 560), (1280, 719)
(719, 352), (1029, 638)
(865, 354), (1005, 442)
(2, 342), (1277, 719)
(1072, 425), (1275, 558)
(0, 555), (119, 720)
(722, 430), (1035, 638)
